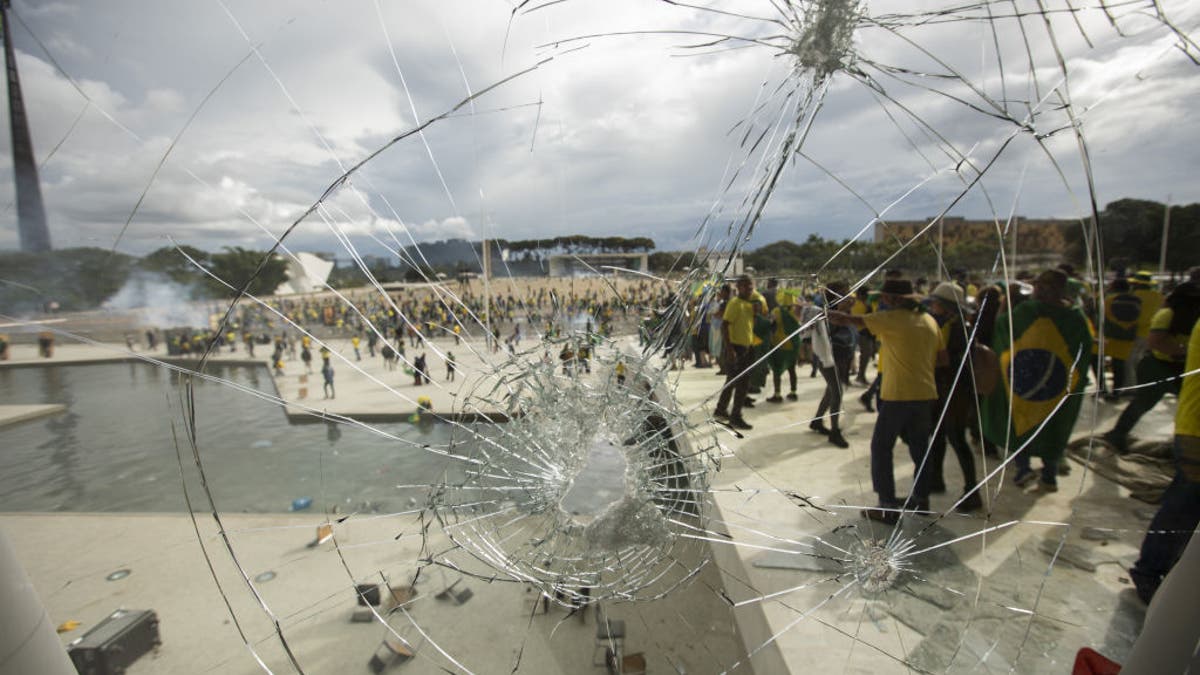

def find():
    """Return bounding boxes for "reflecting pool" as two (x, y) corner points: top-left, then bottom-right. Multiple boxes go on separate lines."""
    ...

(0, 362), (469, 513)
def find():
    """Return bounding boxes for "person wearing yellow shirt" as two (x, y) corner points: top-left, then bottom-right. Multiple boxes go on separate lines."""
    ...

(714, 275), (758, 431)
(858, 269), (905, 412)
(1128, 271), (1165, 383)
(1129, 312), (1200, 604)
(1104, 282), (1200, 454)
(831, 278), (940, 522)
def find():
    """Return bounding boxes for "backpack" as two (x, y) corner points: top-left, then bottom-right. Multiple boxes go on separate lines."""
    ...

(971, 343), (1001, 395)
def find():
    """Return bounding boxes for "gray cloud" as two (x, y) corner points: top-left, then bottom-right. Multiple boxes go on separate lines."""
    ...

(0, 0), (1195, 258)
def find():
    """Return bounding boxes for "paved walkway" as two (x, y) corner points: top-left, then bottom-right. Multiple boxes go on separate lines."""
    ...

(0, 338), (1178, 673)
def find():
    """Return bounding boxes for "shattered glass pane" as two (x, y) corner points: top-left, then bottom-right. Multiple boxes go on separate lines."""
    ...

(0, 0), (1197, 673)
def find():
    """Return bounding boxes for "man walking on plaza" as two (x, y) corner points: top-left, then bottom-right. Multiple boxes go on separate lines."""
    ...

(831, 278), (940, 523)
(715, 275), (758, 431)
(321, 358), (335, 399)
(1129, 315), (1200, 604)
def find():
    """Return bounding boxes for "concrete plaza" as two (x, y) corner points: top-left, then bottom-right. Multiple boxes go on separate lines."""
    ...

(0, 332), (1176, 673)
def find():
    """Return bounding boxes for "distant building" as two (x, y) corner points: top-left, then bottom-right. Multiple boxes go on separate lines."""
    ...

(274, 252), (334, 295)
(548, 253), (649, 277)
(874, 216), (1076, 267)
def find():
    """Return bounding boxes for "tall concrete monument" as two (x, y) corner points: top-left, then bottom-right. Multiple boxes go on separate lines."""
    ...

(2, 1), (51, 252)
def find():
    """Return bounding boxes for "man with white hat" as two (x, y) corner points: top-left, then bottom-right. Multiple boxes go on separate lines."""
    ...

(925, 282), (982, 511)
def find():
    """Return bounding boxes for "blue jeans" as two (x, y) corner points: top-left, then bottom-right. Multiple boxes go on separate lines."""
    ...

(870, 399), (934, 505)
(1131, 438), (1200, 599)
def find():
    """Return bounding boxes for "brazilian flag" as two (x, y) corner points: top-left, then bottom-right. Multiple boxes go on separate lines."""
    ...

(1101, 292), (1141, 361)
(768, 306), (801, 374)
(983, 301), (1092, 459)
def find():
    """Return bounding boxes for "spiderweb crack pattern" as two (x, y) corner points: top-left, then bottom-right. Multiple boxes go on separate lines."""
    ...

(0, 0), (1196, 672)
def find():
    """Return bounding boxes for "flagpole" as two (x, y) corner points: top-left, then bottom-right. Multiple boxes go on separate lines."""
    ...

(482, 237), (491, 349)
(1158, 195), (1171, 276)
(937, 216), (944, 280)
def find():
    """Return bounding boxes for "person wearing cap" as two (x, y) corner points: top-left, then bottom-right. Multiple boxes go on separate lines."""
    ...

(714, 275), (758, 430)
(982, 269), (1092, 493)
(1103, 282), (1200, 454)
(925, 282), (983, 511)
(830, 278), (940, 522)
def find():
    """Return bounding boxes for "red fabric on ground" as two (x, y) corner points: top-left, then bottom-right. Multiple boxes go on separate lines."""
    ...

(1072, 647), (1121, 675)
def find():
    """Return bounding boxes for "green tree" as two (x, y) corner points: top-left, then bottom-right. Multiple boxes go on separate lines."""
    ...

(138, 245), (210, 284)
(206, 247), (289, 298)
(648, 251), (695, 274)
(0, 248), (135, 312)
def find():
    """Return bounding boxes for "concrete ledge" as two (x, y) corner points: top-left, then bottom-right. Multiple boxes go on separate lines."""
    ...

(0, 404), (66, 429)
(282, 408), (512, 424)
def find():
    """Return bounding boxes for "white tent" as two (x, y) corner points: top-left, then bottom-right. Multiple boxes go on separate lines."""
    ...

(274, 252), (334, 295)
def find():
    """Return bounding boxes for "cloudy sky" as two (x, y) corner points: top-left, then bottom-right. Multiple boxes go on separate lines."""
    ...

(0, 0), (1197, 260)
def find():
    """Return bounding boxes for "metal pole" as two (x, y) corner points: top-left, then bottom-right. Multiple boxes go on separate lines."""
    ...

(937, 217), (944, 280)
(1158, 196), (1171, 276)
(481, 238), (491, 349)
(1011, 216), (1019, 274)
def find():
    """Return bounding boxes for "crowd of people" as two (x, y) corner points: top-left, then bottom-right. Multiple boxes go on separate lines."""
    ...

(204, 279), (672, 348)
(138, 278), (677, 383)
(693, 264), (1199, 604)
(84, 260), (1200, 606)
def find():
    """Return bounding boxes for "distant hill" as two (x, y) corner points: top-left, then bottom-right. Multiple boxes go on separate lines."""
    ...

(394, 238), (486, 269)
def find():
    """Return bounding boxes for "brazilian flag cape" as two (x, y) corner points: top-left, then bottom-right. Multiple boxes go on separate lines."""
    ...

(768, 306), (800, 373)
(982, 300), (1093, 460)
(1100, 292), (1141, 361)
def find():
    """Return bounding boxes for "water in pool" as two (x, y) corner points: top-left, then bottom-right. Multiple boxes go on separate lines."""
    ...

(0, 362), (472, 513)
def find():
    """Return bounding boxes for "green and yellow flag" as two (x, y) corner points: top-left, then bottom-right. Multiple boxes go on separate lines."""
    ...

(983, 300), (1093, 459)
(1100, 292), (1141, 360)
